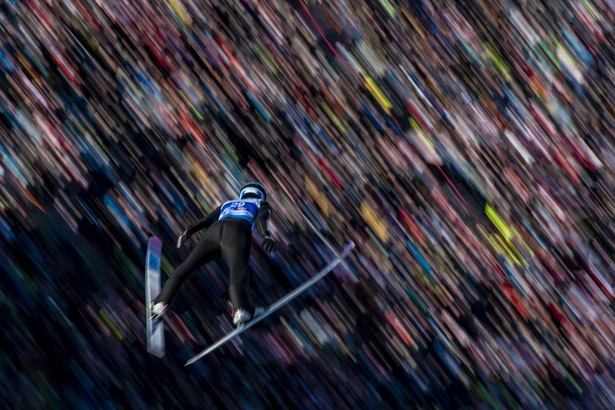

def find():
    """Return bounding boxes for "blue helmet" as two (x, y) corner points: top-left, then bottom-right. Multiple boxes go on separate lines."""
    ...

(239, 182), (266, 201)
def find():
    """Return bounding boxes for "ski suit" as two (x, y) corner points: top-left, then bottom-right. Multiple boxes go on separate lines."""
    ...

(154, 198), (273, 314)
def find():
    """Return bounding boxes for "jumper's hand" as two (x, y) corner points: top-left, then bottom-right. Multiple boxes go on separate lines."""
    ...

(261, 234), (276, 253)
(177, 231), (188, 249)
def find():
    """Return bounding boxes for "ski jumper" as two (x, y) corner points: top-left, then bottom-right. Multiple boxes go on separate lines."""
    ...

(154, 198), (272, 314)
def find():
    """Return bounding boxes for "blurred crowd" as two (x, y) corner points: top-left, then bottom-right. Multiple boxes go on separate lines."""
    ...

(1, 0), (614, 408)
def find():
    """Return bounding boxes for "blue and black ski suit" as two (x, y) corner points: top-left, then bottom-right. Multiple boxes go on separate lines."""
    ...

(154, 198), (274, 314)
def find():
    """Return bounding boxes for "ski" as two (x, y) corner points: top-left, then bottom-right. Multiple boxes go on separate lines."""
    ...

(185, 241), (355, 366)
(146, 236), (165, 358)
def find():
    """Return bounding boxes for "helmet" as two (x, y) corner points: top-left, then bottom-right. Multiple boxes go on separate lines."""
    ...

(239, 182), (266, 200)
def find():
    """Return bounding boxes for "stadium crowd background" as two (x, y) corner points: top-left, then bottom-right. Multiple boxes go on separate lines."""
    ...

(1, 0), (614, 408)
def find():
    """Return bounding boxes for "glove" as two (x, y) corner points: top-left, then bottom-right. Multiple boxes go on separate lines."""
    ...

(177, 230), (188, 249)
(261, 234), (276, 253)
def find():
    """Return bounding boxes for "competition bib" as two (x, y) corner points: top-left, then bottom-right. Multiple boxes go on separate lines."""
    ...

(218, 199), (261, 225)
